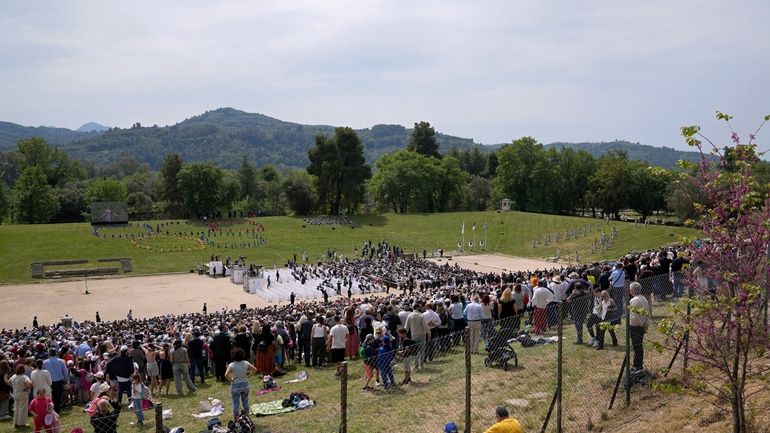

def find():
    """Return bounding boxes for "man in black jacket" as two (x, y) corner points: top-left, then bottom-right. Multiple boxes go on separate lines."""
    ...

(299, 313), (314, 367)
(210, 324), (231, 382)
(188, 330), (206, 385)
(105, 347), (134, 404)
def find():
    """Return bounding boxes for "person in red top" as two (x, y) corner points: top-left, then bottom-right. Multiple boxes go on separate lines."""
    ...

(28, 388), (52, 433)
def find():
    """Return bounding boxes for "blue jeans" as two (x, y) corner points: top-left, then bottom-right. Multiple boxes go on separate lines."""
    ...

(231, 382), (249, 416)
(133, 398), (145, 423)
(672, 271), (685, 297)
(380, 366), (394, 389)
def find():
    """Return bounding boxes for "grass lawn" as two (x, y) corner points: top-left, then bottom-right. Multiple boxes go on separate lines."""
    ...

(0, 211), (694, 284)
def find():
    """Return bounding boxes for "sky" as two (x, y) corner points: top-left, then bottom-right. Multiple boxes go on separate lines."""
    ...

(1, 1), (769, 150)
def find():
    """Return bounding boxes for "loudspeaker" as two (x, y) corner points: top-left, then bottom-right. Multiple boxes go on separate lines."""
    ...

(240, 304), (247, 311)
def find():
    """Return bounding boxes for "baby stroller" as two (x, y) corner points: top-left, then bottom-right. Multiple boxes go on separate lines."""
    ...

(484, 327), (520, 371)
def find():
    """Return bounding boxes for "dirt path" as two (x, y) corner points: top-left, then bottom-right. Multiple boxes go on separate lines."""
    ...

(2, 253), (555, 329)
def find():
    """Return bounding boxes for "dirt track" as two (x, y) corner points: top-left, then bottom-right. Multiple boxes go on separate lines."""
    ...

(2, 253), (558, 329)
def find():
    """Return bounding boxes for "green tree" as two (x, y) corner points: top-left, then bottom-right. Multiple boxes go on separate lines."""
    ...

(460, 175), (492, 211)
(12, 166), (59, 223)
(588, 150), (633, 218)
(407, 121), (440, 158)
(220, 171), (241, 213)
(556, 148), (596, 214)
(493, 136), (544, 212)
(0, 181), (9, 223)
(53, 181), (87, 222)
(483, 151), (498, 178)
(283, 170), (318, 215)
(307, 127), (370, 214)
(127, 191), (154, 219)
(433, 156), (468, 212)
(160, 153), (184, 217)
(370, 150), (428, 213)
(628, 164), (671, 221)
(238, 156), (260, 201)
(16, 137), (83, 187)
(85, 178), (128, 204)
(177, 162), (224, 217)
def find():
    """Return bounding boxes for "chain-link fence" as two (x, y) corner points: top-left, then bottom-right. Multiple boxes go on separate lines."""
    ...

(337, 272), (687, 433)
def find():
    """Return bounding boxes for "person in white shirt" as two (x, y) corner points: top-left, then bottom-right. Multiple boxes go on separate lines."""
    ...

(405, 304), (430, 369)
(328, 316), (349, 376)
(609, 263), (627, 317)
(548, 275), (569, 303)
(531, 282), (554, 335)
(463, 296), (484, 353)
(422, 303), (441, 362)
(628, 282), (651, 370)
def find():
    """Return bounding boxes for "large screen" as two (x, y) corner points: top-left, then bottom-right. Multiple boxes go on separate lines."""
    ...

(90, 202), (129, 224)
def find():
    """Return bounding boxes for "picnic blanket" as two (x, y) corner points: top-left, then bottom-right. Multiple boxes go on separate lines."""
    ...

(250, 400), (295, 417)
(255, 385), (282, 396)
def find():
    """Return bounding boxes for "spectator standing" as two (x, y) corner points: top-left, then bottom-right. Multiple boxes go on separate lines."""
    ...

(9, 364), (32, 427)
(530, 282), (554, 335)
(43, 348), (68, 413)
(609, 263), (627, 318)
(225, 348), (258, 417)
(404, 304), (430, 368)
(328, 316), (349, 377)
(170, 340), (196, 396)
(376, 336), (395, 390)
(628, 282), (651, 371)
(187, 330), (206, 385)
(210, 325), (232, 382)
(311, 316), (329, 367)
(463, 296), (483, 353)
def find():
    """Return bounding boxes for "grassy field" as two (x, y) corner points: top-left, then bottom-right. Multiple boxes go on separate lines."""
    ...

(0, 211), (694, 284)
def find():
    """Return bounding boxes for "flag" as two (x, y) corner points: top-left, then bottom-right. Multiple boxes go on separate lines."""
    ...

(472, 222), (476, 232)
(461, 222), (465, 235)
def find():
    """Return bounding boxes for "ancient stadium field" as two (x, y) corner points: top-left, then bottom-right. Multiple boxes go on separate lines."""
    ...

(0, 211), (692, 328)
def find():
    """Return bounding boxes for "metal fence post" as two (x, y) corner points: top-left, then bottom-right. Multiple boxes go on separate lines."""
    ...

(625, 289), (631, 407)
(556, 302), (564, 433)
(340, 361), (348, 433)
(465, 328), (471, 433)
(154, 402), (163, 433)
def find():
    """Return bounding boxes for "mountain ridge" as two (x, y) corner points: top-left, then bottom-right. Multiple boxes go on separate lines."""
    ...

(0, 107), (706, 170)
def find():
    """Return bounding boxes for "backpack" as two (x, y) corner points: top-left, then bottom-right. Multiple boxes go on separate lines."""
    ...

(227, 413), (255, 433)
(206, 417), (222, 431)
(281, 391), (311, 408)
(262, 375), (276, 390)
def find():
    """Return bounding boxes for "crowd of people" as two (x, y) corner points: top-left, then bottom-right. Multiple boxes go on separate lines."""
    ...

(0, 241), (693, 431)
(302, 216), (354, 226)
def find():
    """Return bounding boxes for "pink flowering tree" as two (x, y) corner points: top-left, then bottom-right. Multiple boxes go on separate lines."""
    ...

(660, 112), (770, 433)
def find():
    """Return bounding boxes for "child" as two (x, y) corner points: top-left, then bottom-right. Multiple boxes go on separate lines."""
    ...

(376, 336), (395, 389)
(90, 398), (121, 433)
(130, 373), (148, 425)
(397, 328), (416, 385)
(28, 389), (52, 433)
(43, 402), (61, 433)
(360, 334), (376, 391)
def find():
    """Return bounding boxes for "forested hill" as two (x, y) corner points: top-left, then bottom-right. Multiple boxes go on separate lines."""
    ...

(1, 107), (710, 170)
(55, 108), (479, 170)
(0, 121), (101, 149)
(545, 141), (711, 169)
